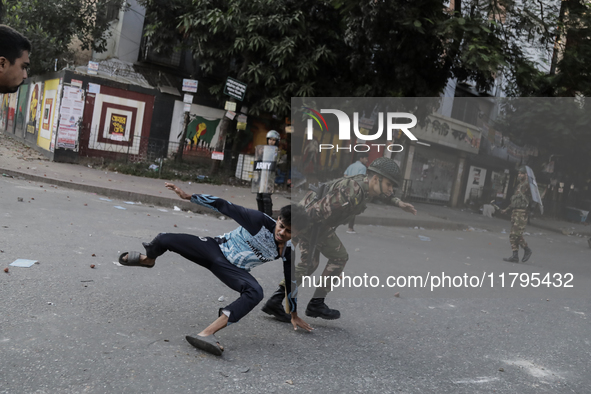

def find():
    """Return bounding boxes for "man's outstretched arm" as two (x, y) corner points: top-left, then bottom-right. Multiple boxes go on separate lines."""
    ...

(390, 196), (417, 215)
(165, 182), (265, 234)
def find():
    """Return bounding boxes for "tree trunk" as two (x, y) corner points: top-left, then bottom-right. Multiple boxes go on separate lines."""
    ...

(549, 0), (568, 77)
(175, 111), (190, 163)
(210, 100), (234, 173)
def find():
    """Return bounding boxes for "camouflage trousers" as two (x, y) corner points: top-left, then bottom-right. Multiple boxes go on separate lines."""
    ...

(509, 210), (529, 251)
(280, 228), (348, 299)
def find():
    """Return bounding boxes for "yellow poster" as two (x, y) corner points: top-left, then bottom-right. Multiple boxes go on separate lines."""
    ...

(37, 79), (60, 151)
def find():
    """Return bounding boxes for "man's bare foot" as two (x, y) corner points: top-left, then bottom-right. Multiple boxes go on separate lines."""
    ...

(197, 334), (224, 351)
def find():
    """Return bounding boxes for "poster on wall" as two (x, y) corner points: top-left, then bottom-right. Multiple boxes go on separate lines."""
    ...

(26, 82), (43, 134)
(49, 80), (63, 152)
(15, 84), (29, 135)
(0, 94), (9, 130)
(464, 166), (487, 203)
(87, 91), (150, 156)
(108, 113), (128, 141)
(41, 94), (55, 139)
(38, 79), (60, 151)
(7, 92), (18, 131)
(56, 86), (84, 150)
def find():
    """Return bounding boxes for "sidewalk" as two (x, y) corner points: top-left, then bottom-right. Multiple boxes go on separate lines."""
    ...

(2, 132), (589, 238)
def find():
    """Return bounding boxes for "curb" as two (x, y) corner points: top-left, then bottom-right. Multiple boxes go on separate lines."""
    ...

(528, 221), (590, 237)
(355, 215), (469, 231)
(4, 166), (586, 235)
(1, 167), (206, 214)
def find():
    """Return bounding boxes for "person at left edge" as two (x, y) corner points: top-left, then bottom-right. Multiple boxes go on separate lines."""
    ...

(0, 25), (31, 94)
(119, 183), (312, 356)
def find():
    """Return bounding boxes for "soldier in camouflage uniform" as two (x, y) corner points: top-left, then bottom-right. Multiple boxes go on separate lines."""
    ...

(262, 157), (417, 321)
(501, 167), (533, 263)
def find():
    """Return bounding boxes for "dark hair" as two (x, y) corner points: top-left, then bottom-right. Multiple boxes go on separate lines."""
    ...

(356, 152), (369, 159)
(278, 204), (308, 229)
(0, 25), (32, 64)
(279, 205), (292, 225)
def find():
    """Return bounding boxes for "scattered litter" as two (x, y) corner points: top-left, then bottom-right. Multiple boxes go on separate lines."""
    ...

(561, 228), (575, 236)
(10, 259), (37, 268)
(17, 197), (23, 202)
(414, 226), (419, 229)
(113, 206), (127, 210)
(174, 206), (181, 211)
(239, 367), (250, 373)
(3, 268), (8, 273)
(47, 302), (54, 306)
(113, 261), (123, 267)
(394, 292), (400, 298)
(80, 280), (94, 283)
(418, 235), (431, 241)
(124, 201), (136, 205)
(196, 175), (207, 180)
(218, 296), (226, 302)
(90, 264), (95, 269)
(99, 198), (113, 202)
(148, 164), (159, 171)
(501, 229), (507, 234)
(524, 232), (530, 235)
(158, 209), (168, 212)
(2, 173), (14, 178)
(219, 216), (226, 220)
(285, 380), (294, 385)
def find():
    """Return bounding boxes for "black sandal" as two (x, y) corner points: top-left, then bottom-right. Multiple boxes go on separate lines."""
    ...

(118, 251), (154, 268)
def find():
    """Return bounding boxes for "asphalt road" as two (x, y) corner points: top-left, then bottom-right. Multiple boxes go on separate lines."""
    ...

(1, 177), (590, 394)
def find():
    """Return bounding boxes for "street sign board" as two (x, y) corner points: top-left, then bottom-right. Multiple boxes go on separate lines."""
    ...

(224, 77), (247, 101)
(182, 79), (198, 93)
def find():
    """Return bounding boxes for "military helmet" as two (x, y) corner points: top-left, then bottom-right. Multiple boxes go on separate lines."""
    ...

(266, 130), (280, 140)
(518, 166), (527, 174)
(368, 157), (402, 187)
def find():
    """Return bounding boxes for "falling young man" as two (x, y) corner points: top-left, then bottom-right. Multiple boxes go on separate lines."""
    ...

(119, 182), (312, 356)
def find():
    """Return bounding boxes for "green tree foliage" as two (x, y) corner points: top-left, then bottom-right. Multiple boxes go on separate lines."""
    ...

(139, 1), (591, 107)
(1, 0), (124, 75)
(497, 97), (591, 179)
(141, 0), (344, 117)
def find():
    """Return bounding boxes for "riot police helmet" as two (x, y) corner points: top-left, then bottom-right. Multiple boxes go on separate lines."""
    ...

(266, 130), (280, 140)
(368, 157), (402, 187)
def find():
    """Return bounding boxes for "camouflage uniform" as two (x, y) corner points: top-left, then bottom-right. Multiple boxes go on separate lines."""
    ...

(281, 174), (401, 298)
(507, 180), (531, 251)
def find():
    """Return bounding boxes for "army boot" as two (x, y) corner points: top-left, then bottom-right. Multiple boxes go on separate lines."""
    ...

(522, 247), (533, 262)
(305, 298), (341, 320)
(261, 286), (291, 322)
(503, 251), (519, 263)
